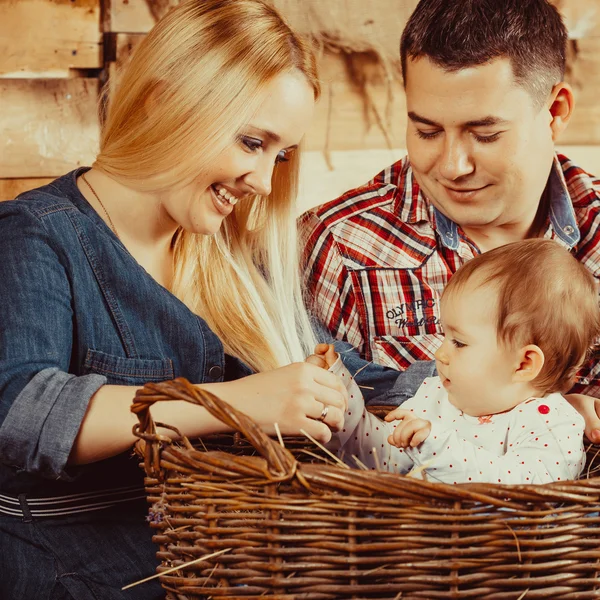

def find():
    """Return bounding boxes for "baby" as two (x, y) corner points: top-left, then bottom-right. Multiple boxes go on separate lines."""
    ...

(308, 239), (600, 484)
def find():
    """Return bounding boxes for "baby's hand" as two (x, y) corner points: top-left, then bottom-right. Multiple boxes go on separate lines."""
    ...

(385, 408), (431, 448)
(305, 343), (338, 370)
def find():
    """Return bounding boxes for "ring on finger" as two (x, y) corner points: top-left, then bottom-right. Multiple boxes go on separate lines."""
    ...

(318, 405), (329, 422)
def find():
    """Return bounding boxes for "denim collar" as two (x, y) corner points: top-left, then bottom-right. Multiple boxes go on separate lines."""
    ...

(434, 156), (580, 251)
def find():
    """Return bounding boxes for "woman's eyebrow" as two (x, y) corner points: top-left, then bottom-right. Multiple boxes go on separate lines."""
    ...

(246, 127), (298, 149)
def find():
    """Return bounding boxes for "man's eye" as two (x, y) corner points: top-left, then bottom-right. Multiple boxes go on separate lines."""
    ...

(473, 132), (501, 144)
(416, 130), (440, 140)
(241, 136), (262, 152)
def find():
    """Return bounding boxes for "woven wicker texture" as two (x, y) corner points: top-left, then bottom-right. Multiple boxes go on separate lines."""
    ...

(132, 378), (600, 599)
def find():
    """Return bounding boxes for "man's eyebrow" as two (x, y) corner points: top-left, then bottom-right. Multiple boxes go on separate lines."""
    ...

(408, 111), (508, 128)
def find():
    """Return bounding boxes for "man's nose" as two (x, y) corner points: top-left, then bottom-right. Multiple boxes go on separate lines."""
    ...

(438, 137), (475, 181)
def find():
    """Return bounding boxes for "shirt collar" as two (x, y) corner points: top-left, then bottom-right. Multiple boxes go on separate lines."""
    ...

(547, 155), (580, 248)
(424, 155), (581, 251)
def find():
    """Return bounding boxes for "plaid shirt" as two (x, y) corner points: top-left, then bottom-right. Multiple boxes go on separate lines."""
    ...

(301, 153), (600, 397)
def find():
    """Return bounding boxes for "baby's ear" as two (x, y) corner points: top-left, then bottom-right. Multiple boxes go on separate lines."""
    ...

(513, 344), (545, 383)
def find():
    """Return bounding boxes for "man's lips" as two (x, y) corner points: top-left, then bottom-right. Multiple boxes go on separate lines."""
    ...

(442, 184), (489, 201)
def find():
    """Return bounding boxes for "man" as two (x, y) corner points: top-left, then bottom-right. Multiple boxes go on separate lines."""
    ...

(301, 0), (600, 440)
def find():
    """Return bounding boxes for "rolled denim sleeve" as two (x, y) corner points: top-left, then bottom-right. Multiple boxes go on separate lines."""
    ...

(0, 203), (104, 479)
(0, 369), (106, 480)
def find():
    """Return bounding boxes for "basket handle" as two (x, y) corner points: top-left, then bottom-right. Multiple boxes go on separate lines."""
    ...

(131, 377), (297, 480)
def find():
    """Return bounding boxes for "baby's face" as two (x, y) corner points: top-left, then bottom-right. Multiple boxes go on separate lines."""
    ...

(435, 283), (520, 416)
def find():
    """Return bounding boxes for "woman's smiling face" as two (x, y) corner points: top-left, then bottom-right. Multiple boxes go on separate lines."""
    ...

(160, 70), (316, 236)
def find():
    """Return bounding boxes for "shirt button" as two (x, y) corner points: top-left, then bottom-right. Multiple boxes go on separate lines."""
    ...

(377, 187), (387, 197)
(563, 225), (574, 235)
(208, 365), (222, 379)
(446, 231), (453, 237)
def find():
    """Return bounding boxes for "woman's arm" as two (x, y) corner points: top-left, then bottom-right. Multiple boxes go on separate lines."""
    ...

(70, 361), (349, 465)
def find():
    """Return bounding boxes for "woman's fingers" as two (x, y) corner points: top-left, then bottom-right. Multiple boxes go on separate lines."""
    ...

(309, 401), (344, 431)
(308, 364), (348, 410)
(305, 354), (328, 368)
(299, 416), (333, 444)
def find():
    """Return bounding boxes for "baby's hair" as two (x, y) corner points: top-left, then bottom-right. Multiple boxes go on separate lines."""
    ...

(443, 239), (600, 393)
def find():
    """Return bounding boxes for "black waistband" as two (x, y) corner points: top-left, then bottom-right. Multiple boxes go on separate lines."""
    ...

(0, 485), (146, 518)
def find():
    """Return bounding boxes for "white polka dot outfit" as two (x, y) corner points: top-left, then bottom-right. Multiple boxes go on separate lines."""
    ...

(327, 357), (585, 484)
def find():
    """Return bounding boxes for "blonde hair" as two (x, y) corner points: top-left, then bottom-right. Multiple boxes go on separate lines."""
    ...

(95, 0), (320, 372)
(444, 239), (600, 393)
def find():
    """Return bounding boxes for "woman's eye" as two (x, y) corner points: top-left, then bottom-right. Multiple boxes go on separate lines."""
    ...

(275, 150), (289, 164)
(241, 136), (262, 152)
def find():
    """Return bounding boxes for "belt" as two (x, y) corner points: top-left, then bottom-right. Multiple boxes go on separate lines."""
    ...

(0, 485), (147, 519)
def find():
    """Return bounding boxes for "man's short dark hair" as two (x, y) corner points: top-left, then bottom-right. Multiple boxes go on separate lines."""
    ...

(400, 0), (568, 108)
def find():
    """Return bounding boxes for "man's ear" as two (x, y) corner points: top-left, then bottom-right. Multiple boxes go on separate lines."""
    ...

(513, 344), (545, 383)
(548, 82), (575, 142)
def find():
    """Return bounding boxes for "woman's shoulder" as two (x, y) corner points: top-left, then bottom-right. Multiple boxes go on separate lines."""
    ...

(0, 170), (84, 222)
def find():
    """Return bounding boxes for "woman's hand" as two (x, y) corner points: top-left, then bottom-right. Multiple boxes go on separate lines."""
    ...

(385, 407), (431, 449)
(211, 362), (348, 443)
(565, 393), (600, 443)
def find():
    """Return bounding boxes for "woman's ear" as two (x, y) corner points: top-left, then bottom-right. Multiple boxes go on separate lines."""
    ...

(513, 344), (545, 383)
(548, 82), (575, 142)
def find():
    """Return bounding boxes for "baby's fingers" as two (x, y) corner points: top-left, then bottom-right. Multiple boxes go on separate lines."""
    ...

(391, 418), (430, 448)
(409, 424), (431, 447)
(384, 407), (413, 422)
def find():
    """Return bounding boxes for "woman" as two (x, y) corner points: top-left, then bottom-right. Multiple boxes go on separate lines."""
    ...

(0, 1), (347, 597)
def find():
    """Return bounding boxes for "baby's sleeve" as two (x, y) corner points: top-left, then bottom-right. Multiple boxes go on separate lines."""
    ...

(403, 395), (585, 484)
(326, 356), (414, 472)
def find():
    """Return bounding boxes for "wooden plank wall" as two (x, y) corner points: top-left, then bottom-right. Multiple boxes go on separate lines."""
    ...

(1, 0), (600, 209)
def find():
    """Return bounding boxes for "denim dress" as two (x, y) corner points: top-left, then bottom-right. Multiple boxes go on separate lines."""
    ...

(0, 169), (252, 599)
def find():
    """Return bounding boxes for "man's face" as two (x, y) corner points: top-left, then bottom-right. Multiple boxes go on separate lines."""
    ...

(405, 57), (556, 233)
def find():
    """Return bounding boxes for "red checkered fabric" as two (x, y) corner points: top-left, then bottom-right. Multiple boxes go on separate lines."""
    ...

(301, 154), (600, 396)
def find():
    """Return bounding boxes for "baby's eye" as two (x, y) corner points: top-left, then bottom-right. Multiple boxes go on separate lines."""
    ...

(452, 339), (466, 349)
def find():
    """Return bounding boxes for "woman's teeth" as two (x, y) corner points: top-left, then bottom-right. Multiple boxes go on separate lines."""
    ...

(213, 184), (238, 205)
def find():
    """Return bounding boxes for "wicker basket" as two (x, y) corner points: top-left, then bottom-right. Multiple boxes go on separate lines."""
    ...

(132, 378), (600, 600)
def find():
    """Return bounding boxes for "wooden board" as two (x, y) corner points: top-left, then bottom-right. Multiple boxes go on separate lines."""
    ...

(104, 0), (166, 33)
(0, 0), (102, 77)
(0, 78), (100, 178)
(560, 37), (600, 145)
(0, 179), (55, 202)
(305, 52), (405, 152)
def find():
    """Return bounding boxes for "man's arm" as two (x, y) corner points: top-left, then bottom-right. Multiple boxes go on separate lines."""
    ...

(565, 394), (600, 443)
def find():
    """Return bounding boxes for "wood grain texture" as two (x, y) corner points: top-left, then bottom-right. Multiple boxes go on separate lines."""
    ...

(0, 78), (99, 178)
(0, 178), (55, 201)
(0, 0), (102, 77)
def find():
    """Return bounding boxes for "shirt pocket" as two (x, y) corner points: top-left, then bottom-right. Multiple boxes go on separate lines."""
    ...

(83, 349), (174, 385)
(372, 334), (442, 370)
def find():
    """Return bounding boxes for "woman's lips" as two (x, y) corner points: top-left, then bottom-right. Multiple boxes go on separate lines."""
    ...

(210, 185), (235, 217)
